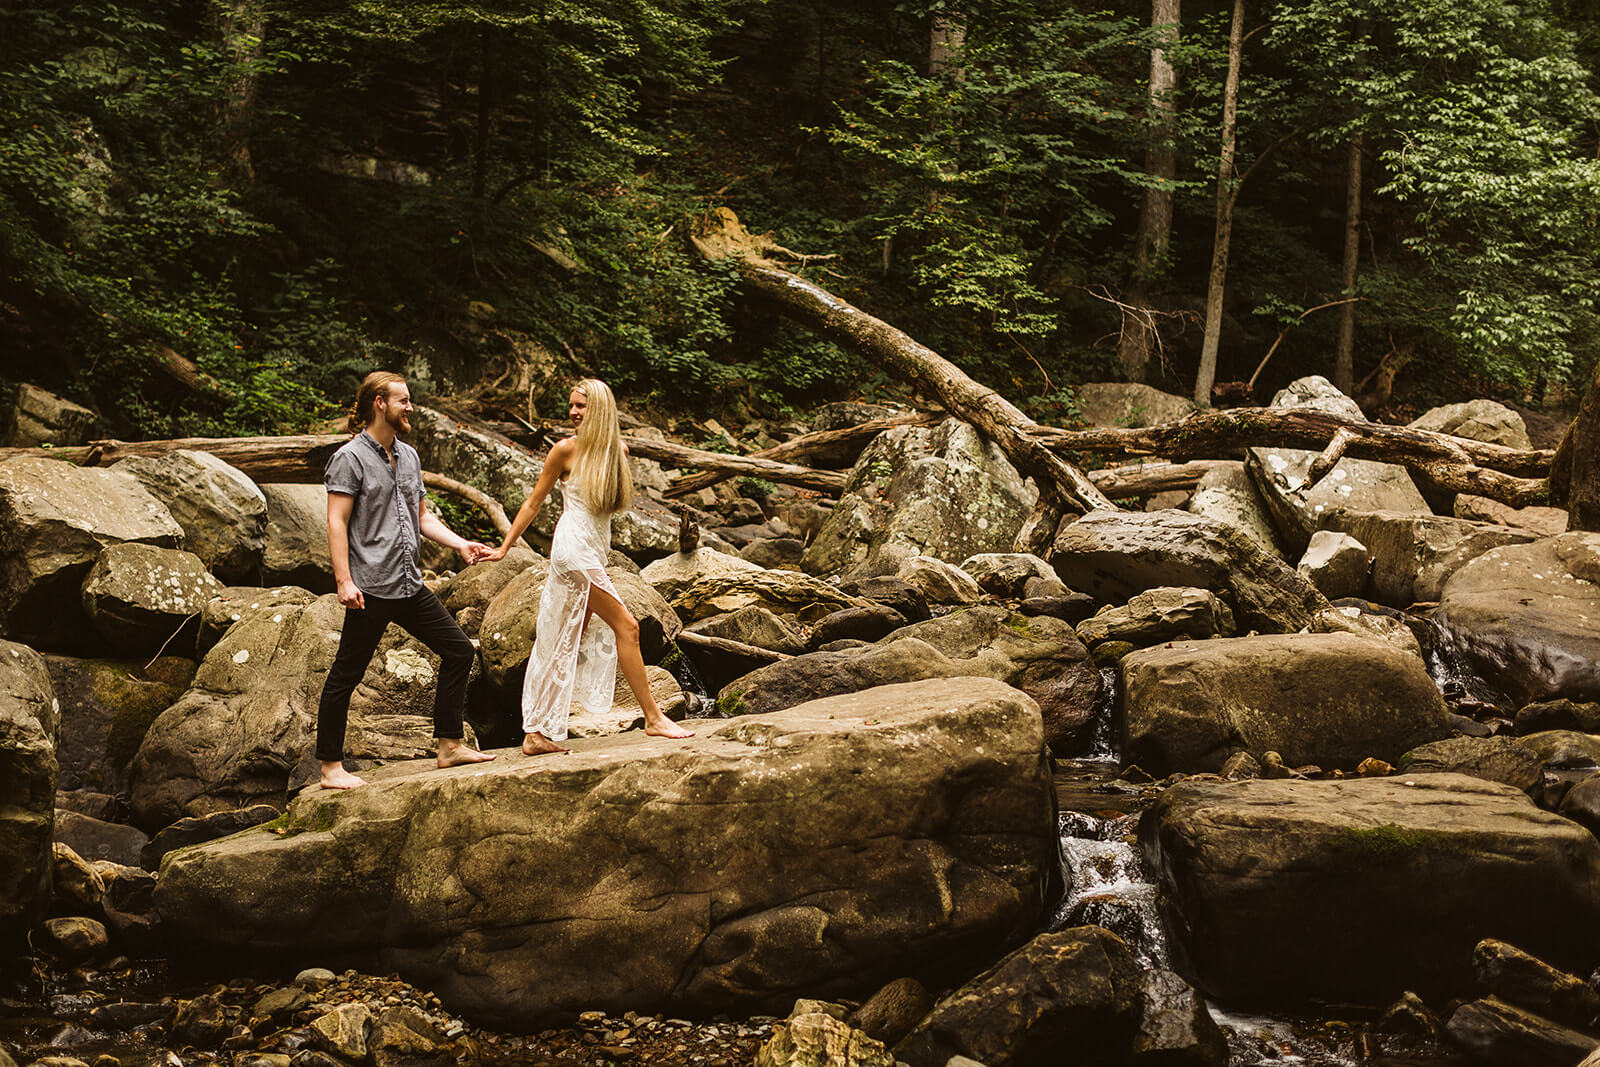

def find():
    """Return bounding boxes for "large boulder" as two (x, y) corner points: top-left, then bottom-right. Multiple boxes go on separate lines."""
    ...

(0, 639), (59, 945)
(128, 594), (474, 830)
(894, 925), (1146, 1067)
(1049, 510), (1330, 634)
(1075, 383), (1196, 429)
(4, 383), (96, 447)
(80, 544), (224, 654)
(1434, 534), (1600, 705)
(155, 677), (1057, 1026)
(640, 548), (762, 603)
(43, 654), (195, 795)
(1140, 774), (1600, 1004)
(1318, 510), (1537, 606)
(1185, 461), (1281, 557)
(803, 418), (1036, 578)
(671, 570), (866, 626)
(722, 606), (1101, 753)
(113, 450), (268, 583)
(261, 483), (335, 593)
(1455, 494), (1568, 537)
(1122, 632), (1451, 775)
(0, 457), (184, 649)
(1409, 400), (1531, 450)
(1244, 377), (1429, 554)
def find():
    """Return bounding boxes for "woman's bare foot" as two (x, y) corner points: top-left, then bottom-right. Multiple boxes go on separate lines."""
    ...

(522, 731), (570, 755)
(436, 738), (497, 768)
(320, 761), (366, 790)
(644, 714), (694, 739)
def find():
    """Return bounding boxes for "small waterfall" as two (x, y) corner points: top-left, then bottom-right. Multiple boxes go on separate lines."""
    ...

(1411, 612), (1508, 718)
(1082, 665), (1120, 761)
(1049, 810), (1168, 969)
(662, 641), (720, 717)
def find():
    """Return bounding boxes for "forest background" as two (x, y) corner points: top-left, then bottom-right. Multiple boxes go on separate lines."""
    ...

(3, 0), (1598, 442)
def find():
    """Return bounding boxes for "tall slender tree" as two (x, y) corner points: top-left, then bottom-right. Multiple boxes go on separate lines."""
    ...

(1194, 0), (1244, 405)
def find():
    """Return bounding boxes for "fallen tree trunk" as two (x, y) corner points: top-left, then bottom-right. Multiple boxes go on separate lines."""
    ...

(0, 434), (347, 482)
(423, 472), (511, 538)
(664, 411), (941, 498)
(692, 208), (1117, 514)
(674, 630), (792, 663)
(1025, 407), (1553, 508)
(1089, 459), (1234, 497)
(621, 437), (847, 495)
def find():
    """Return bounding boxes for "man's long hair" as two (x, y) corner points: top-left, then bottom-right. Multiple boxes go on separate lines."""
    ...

(347, 371), (406, 434)
(571, 378), (632, 516)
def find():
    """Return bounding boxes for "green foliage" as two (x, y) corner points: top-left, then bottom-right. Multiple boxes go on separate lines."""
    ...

(426, 491), (499, 546)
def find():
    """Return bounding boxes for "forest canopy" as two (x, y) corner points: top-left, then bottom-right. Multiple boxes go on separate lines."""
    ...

(1, 0), (1597, 438)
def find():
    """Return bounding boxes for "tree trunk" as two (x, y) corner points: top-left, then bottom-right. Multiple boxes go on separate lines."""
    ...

(472, 28), (493, 200)
(214, 0), (264, 186)
(1194, 0), (1245, 405)
(1552, 359), (1600, 530)
(928, 13), (967, 77)
(1334, 134), (1364, 395)
(691, 211), (1116, 514)
(1117, 0), (1181, 382)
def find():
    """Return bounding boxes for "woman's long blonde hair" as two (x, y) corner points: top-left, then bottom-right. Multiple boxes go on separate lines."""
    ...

(571, 378), (632, 516)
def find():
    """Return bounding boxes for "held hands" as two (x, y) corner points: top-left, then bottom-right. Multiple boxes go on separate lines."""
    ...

(336, 578), (366, 610)
(459, 541), (496, 565)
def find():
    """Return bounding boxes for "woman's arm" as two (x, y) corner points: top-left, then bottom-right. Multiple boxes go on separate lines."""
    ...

(479, 439), (574, 562)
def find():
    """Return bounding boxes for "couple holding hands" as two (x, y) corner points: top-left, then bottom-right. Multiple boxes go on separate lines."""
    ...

(315, 372), (691, 791)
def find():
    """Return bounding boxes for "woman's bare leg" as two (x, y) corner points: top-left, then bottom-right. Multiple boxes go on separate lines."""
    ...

(586, 586), (693, 738)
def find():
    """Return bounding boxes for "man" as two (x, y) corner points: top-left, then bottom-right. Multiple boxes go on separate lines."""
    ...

(315, 371), (496, 789)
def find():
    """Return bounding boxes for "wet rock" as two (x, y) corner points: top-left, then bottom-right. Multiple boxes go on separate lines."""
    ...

(49, 842), (105, 916)
(1397, 736), (1542, 795)
(252, 985), (313, 1023)
(371, 1005), (452, 1067)
(0, 639), (59, 945)
(86, 1000), (168, 1030)
(1185, 461), (1281, 558)
(1446, 996), (1595, 1066)
(34, 918), (109, 963)
(311, 1003), (371, 1061)
(1559, 779), (1600, 838)
(141, 805), (280, 870)
(1515, 698), (1600, 736)
(260, 483), (336, 593)
(53, 810), (147, 868)
(1378, 992), (1446, 1039)
(43, 654), (194, 795)
(93, 860), (157, 947)
(894, 926), (1143, 1067)
(1296, 530), (1369, 600)
(155, 678), (1056, 1026)
(234, 1054), (291, 1067)
(802, 418), (1036, 578)
(1434, 534), (1600, 705)
(1320, 510), (1536, 607)
(1473, 939), (1600, 1030)
(1141, 774), (1600, 1003)
(1050, 509), (1329, 634)
(1075, 587), (1235, 648)
(808, 605), (907, 649)
(1130, 968), (1228, 1066)
(848, 977), (931, 1048)
(1122, 632), (1451, 775)
(113, 450), (268, 583)
(755, 1011), (893, 1067)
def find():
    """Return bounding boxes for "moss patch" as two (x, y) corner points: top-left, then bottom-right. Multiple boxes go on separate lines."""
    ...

(1332, 823), (1456, 862)
(716, 688), (746, 717)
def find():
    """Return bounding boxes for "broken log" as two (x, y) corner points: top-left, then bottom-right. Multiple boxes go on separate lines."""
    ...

(664, 411), (941, 498)
(621, 436), (847, 495)
(0, 434), (348, 482)
(692, 208), (1117, 514)
(674, 630), (792, 662)
(423, 472), (511, 538)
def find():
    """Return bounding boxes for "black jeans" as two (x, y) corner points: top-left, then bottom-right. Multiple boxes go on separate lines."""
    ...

(315, 587), (474, 762)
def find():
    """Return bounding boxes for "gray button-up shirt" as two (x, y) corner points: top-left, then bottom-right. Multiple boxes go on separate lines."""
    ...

(324, 430), (424, 599)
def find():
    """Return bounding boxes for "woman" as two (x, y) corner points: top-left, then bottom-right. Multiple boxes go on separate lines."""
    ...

(480, 379), (694, 754)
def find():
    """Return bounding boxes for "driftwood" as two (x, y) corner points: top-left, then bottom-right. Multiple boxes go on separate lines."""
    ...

(674, 630), (792, 662)
(422, 472), (511, 538)
(1024, 408), (1552, 507)
(664, 411), (941, 498)
(691, 208), (1117, 514)
(1089, 459), (1234, 497)
(620, 436), (847, 495)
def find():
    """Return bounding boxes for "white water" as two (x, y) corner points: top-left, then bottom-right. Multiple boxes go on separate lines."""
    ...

(1050, 810), (1169, 969)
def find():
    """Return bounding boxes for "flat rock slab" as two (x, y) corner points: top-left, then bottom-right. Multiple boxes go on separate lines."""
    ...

(155, 677), (1057, 1026)
(1140, 774), (1600, 1005)
(1435, 533), (1600, 705)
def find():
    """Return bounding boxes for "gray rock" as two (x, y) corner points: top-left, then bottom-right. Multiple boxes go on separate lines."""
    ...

(199, 586), (319, 657)
(1446, 996), (1595, 1067)
(169, 992), (235, 1046)
(687, 606), (805, 656)
(1397, 736), (1542, 795)
(1516, 699), (1600, 735)
(1076, 383), (1196, 429)
(669, 570), (863, 627)
(755, 1012), (894, 1067)
(1409, 400), (1531, 450)
(1185, 462), (1281, 557)
(1435, 534), (1600, 705)
(959, 553), (1057, 598)
(640, 548), (762, 603)
(53, 810), (147, 867)
(894, 926), (1143, 1067)
(897, 556), (982, 606)
(1320, 510), (1537, 606)
(80, 543), (224, 654)
(1122, 632), (1450, 775)
(0, 457), (184, 649)
(0, 639), (58, 944)
(113, 450), (268, 583)
(1075, 587), (1235, 648)
(1050, 510), (1330, 634)
(1455, 494), (1568, 537)
(155, 678), (1056, 1026)
(4, 383), (96, 447)
(1131, 968), (1228, 1066)
(809, 605), (908, 649)
(43, 654), (194, 795)
(803, 419), (1036, 578)
(261, 483), (335, 593)
(739, 537), (806, 570)
(311, 1003), (371, 1061)
(140, 804), (280, 870)
(1141, 774), (1600, 1003)
(1297, 531), (1369, 600)
(35, 917), (110, 963)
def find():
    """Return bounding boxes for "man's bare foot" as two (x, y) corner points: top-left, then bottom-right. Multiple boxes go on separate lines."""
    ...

(522, 731), (570, 755)
(436, 739), (497, 768)
(644, 715), (694, 739)
(320, 762), (366, 790)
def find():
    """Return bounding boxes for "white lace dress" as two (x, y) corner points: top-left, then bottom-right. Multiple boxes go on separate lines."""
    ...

(520, 479), (619, 739)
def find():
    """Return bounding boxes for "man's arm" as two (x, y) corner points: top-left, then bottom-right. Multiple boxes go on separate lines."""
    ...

(327, 491), (364, 610)
(420, 497), (490, 564)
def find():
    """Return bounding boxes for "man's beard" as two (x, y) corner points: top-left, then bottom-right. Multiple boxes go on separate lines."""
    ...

(386, 411), (412, 434)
